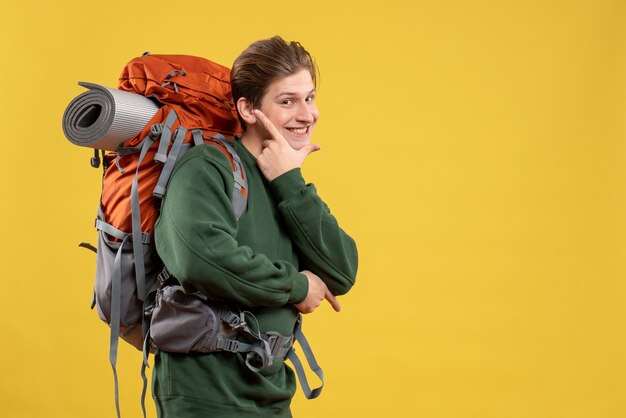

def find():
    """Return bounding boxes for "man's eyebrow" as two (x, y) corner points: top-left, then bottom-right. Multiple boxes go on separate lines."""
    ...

(274, 89), (317, 99)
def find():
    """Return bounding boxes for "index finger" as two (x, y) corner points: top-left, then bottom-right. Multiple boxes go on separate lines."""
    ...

(325, 288), (341, 312)
(253, 109), (288, 144)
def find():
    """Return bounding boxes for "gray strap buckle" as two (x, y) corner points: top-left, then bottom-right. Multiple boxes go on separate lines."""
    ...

(265, 333), (294, 359)
(223, 311), (247, 330)
(149, 123), (164, 140)
(217, 339), (240, 353)
(156, 267), (171, 285)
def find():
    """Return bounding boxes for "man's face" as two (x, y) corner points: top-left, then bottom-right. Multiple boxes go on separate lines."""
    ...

(257, 69), (319, 150)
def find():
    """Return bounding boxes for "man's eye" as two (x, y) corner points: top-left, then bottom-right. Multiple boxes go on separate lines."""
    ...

(282, 99), (294, 105)
(305, 95), (315, 103)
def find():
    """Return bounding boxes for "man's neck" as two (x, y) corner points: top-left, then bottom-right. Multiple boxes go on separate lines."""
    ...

(240, 129), (263, 158)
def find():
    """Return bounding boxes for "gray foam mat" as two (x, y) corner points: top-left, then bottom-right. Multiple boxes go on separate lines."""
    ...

(62, 82), (159, 150)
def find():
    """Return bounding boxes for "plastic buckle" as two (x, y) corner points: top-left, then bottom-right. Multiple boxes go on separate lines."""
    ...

(149, 123), (164, 140)
(221, 340), (239, 352)
(223, 311), (247, 330)
(265, 333), (292, 358)
(156, 268), (171, 285)
(266, 335), (281, 357)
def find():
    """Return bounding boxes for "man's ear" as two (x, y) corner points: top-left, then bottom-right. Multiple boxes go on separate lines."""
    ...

(236, 98), (256, 125)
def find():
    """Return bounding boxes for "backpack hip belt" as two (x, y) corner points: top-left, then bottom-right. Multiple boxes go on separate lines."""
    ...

(149, 278), (323, 397)
(150, 283), (293, 369)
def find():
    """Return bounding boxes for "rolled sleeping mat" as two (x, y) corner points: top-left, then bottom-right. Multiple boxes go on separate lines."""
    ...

(62, 82), (160, 150)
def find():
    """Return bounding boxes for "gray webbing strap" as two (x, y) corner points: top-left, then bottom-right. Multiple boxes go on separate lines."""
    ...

(114, 144), (144, 174)
(286, 316), (324, 399)
(245, 339), (273, 373)
(216, 338), (266, 368)
(115, 154), (127, 175)
(192, 129), (204, 146)
(213, 134), (244, 187)
(140, 361), (148, 418)
(95, 205), (138, 242)
(153, 126), (187, 199)
(213, 134), (247, 220)
(95, 219), (127, 242)
(140, 331), (151, 418)
(219, 312), (277, 372)
(110, 233), (132, 418)
(219, 312), (295, 373)
(131, 136), (156, 304)
(96, 219), (135, 244)
(154, 109), (178, 163)
(219, 310), (322, 396)
(142, 323), (153, 368)
(95, 218), (150, 244)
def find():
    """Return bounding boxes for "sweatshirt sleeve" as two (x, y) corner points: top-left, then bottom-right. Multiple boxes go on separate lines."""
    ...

(154, 145), (309, 307)
(269, 168), (358, 296)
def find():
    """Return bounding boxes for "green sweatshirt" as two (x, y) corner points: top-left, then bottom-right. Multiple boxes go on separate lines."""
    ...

(153, 139), (358, 417)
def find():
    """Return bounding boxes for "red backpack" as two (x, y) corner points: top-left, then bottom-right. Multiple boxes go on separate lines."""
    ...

(94, 53), (247, 344)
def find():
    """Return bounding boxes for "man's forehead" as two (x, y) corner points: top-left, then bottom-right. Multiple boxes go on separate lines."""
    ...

(266, 69), (315, 96)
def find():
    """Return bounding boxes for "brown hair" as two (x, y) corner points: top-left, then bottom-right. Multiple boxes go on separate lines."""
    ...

(230, 36), (317, 127)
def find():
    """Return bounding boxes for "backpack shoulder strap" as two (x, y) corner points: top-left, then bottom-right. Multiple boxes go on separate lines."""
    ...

(205, 133), (248, 220)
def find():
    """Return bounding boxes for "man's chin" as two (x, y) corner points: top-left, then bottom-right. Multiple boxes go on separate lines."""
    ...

(286, 137), (311, 150)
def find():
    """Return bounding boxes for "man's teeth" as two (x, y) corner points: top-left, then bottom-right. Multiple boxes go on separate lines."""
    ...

(288, 127), (307, 135)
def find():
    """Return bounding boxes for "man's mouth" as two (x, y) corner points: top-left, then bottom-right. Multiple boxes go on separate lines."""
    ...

(286, 126), (309, 136)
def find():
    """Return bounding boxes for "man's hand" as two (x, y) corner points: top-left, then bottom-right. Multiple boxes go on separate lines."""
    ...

(254, 109), (320, 181)
(295, 270), (341, 314)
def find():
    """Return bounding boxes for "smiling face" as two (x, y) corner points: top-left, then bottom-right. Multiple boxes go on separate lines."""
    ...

(256, 69), (319, 150)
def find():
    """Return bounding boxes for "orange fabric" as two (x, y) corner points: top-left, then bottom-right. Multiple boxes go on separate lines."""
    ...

(100, 54), (243, 238)
(119, 54), (242, 139)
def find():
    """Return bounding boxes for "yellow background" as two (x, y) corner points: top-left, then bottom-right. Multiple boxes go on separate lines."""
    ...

(1, 0), (625, 417)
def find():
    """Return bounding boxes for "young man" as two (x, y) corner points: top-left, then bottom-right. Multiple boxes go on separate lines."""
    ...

(153, 36), (358, 417)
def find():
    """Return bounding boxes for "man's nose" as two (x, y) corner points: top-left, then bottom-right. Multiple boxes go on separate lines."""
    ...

(296, 102), (316, 122)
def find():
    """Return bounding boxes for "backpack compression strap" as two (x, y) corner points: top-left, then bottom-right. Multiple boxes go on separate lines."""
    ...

(286, 315), (325, 399)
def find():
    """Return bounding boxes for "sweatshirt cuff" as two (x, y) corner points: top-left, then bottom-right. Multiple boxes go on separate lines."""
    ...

(288, 272), (309, 304)
(270, 168), (306, 202)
